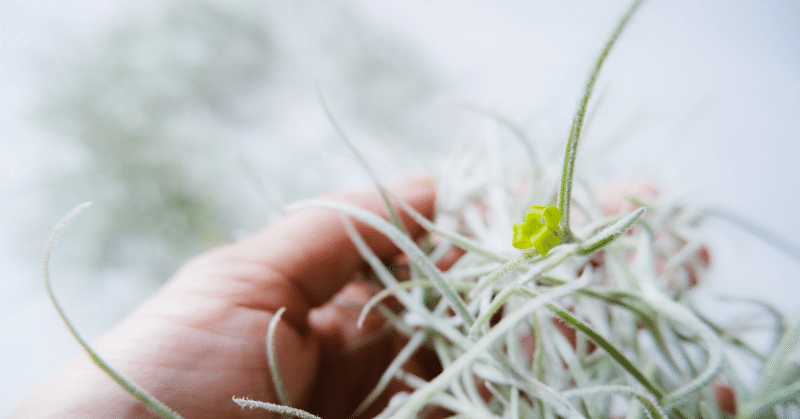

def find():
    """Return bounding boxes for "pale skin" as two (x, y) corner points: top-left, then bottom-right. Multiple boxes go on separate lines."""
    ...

(10, 177), (439, 419)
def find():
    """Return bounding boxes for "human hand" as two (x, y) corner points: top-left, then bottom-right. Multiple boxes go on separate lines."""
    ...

(10, 177), (438, 419)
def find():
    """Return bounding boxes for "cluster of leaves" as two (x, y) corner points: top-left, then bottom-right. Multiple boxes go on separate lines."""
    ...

(264, 1), (800, 417)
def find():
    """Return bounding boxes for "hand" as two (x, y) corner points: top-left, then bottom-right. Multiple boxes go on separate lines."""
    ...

(10, 177), (438, 419)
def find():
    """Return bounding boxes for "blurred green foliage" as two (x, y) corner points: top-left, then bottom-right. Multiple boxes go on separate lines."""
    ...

(36, 0), (275, 281)
(34, 0), (440, 282)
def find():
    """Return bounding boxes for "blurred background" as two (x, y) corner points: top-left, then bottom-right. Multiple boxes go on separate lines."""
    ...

(1, 0), (798, 415)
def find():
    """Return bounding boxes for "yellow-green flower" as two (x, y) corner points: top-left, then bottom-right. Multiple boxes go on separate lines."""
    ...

(512, 206), (561, 256)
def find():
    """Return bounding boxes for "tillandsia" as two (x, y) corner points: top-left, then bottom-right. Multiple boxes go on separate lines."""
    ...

(296, 0), (799, 417)
(38, 0), (800, 418)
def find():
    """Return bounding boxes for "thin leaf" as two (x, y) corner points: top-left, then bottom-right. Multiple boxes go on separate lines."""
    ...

(563, 385), (668, 419)
(738, 379), (800, 419)
(316, 83), (408, 236)
(701, 207), (800, 263)
(635, 228), (723, 409)
(577, 207), (645, 255)
(387, 270), (591, 419)
(267, 307), (291, 410)
(44, 203), (185, 419)
(233, 397), (322, 419)
(337, 213), (473, 350)
(760, 315), (800, 395)
(351, 332), (429, 418)
(471, 243), (581, 298)
(387, 189), (509, 263)
(287, 199), (475, 327)
(541, 296), (663, 399)
(558, 0), (645, 240)
(452, 101), (539, 177)
(357, 279), (474, 329)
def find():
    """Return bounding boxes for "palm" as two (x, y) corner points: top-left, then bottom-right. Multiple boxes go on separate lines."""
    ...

(136, 271), (424, 419)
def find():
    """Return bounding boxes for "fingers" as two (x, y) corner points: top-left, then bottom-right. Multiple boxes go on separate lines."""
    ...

(305, 281), (442, 418)
(308, 280), (388, 350)
(215, 176), (435, 318)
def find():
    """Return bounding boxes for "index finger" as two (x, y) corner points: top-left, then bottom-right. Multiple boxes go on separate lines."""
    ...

(219, 177), (435, 318)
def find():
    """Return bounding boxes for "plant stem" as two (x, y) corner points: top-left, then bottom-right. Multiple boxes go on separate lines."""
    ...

(558, 0), (645, 241)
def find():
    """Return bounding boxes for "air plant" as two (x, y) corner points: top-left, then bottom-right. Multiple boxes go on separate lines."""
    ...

(43, 0), (800, 418)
